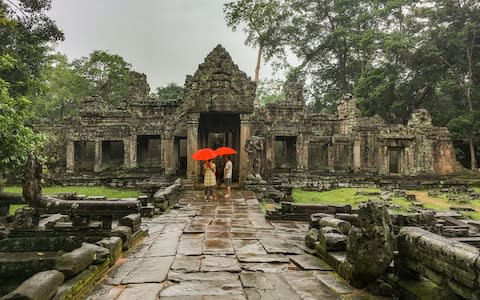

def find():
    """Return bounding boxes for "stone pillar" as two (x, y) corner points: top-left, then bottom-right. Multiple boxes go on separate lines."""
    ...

(186, 113), (200, 181)
(94, 140), (102, 172)
(123, 137), (137, 169)
(66, 141), (75, 174)
(327, 142), (335, 172)
(378, 145), (388, 175)
(239, 113), (253, 182)
(264, 132), (274, 178)
(353, 137), (362, 173)
(296, 134), (307, 170)
(163, 138), (175, 175)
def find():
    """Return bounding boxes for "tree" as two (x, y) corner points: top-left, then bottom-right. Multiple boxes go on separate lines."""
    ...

(0, 0), (64, 96)
(155, 82), (184, 100)
(72, 50), (132, 106)
(0, 54), (45, 176)
(426, 0), (480, 170)
(0, 0), (62, 179)
(29, 53), (91, 121)
(224, 0), (286, 81)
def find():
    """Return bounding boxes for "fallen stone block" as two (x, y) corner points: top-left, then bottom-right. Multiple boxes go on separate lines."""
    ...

(81, 242), (110, 264)
(305, 228), (319, 249)
(111, 226), (132, 249)
(319, 217), (352, 235)
(55, 246), (95, 278)
(2, 270), (64, 300)
(96, 237), (122, 266)
(118, 214), (141, 232)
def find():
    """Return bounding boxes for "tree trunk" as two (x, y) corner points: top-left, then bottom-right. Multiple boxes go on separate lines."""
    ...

(469, 138), (477, 171)
(254, 45), (262, 82)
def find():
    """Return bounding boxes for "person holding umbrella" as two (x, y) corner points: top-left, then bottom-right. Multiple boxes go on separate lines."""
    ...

(223, 155), (233, 198)
(191, 148), (218, 201)
(214, 146), (237, 198)
(203, 159), (216, 200)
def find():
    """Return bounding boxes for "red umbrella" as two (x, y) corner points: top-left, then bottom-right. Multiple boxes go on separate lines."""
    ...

(192, 148), (218, 161)
(215, 146), (237, 156)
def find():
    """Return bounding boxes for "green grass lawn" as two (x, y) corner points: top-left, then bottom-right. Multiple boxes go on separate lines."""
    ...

(292, 188), (414, 214)
(3, 185), (142, 198)
(4, 186), (143, 215)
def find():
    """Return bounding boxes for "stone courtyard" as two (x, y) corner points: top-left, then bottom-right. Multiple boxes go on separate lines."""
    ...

(86, 189), (374, 300)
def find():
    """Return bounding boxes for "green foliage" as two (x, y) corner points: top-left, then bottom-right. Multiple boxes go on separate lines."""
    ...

(255, 78), (285, 106)
(0, 0), (64, 97)
(29, 53), (91, 121)
(0, 54), (46, 174)
(155, 82), (184, 100)
(72, 50), (132, 106)
(4, 185), (142, 198)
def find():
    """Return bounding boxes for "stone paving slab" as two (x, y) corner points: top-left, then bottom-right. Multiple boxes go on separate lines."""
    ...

(240, 262), (292, 272)
(201, 255), (241, 272)
(203, 238), (234, 255)
(232, 239), (267, 255)
(237, 254), (290, 263)
(171, 255), (202, 273)
(260, 238), (303, 254)
(240, 272), (302, 300)
(282, 271), (339, 300)
(177, 238), (203, 256)
(104, 258), (142, 285)
(311, 270), (358, 294)
(86, 284), (124, 300)
(116, 283), (163, 300)
(289, 254), (335, 271)
(121, 256), (174, 284)
(160, 276), (244, 297)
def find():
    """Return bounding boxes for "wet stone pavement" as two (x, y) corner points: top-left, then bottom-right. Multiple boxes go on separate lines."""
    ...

(87, 190), (375, 300)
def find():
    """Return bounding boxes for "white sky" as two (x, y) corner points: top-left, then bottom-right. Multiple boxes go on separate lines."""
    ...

(47, 0), (279, 90)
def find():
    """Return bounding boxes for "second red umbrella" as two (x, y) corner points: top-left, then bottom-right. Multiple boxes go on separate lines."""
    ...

(215, 146), (237, 156)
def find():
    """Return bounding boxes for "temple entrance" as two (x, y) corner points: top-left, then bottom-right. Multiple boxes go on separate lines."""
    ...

(198, 113), (240, 181)
(175, 137), (187, 175)
(388, 147), (402, 174)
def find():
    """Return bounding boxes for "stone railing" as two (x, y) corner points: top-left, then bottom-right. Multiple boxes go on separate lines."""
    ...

(397, 227), (480, 299)
(1, 214), (145, 300)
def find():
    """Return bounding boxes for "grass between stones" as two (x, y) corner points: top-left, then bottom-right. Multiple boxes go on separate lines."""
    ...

(4, 185), (143, 215)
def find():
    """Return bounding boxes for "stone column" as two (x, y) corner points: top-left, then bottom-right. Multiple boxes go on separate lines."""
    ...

(94, 140), (103, 172)
(123, 137), (137, 169)
(353, 137), (362, 173)
(239, 113), (253, 182)
(186, 113), (200, 181)
(66, 141), (75, 174)
(328, 142), (335, 172)
(378, 145), (388, 175)
(163, 138), (175, 175)
(296, 134), (307, 170)
(264, 132), (274, 179)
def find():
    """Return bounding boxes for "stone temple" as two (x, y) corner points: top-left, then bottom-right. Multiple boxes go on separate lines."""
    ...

(43, 45), (458, 186)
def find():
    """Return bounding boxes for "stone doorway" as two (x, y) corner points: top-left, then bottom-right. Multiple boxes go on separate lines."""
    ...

(198, 113), (240, 181)
(136, 135), (161, 168)
(175, 137), (187, 175)
(388, 147), (402, 174)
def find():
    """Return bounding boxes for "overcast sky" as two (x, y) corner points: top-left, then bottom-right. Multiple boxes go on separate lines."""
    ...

(47, 0), (278, 90)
